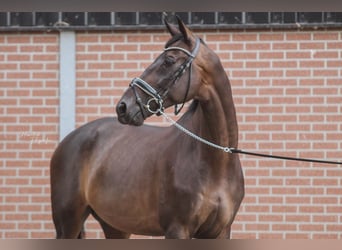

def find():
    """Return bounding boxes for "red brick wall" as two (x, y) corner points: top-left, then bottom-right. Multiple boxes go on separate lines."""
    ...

(1, 29), (342, 239)
(0, 32), (59, 238)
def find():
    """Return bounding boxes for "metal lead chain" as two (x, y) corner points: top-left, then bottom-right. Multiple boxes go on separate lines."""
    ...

(161, 111), (232, 153)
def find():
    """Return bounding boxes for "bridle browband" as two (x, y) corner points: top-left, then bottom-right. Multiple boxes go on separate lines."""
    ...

(129, 37), (201, 118)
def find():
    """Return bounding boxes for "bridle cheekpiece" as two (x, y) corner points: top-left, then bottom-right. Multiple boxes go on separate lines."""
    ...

(129, 37), (201, 118)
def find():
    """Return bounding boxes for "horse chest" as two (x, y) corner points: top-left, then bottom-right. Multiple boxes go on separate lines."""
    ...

(160, 168), (234, 237)
(198, 192), (235, 236)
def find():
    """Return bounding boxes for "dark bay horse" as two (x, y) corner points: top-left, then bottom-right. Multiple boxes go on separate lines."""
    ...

(50, 16), (244, 239)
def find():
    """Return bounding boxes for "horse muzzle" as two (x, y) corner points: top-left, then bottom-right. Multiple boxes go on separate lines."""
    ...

(116, 98), (145, 126)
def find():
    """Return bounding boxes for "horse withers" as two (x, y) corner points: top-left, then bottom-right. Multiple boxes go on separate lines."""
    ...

(50, 16), (244, 239)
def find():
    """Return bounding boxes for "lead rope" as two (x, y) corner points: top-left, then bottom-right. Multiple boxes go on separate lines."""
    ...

(160, 111), (342, 165)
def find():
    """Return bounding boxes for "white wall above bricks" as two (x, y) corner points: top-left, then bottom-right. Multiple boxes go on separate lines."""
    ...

(0, 29), (342, 239)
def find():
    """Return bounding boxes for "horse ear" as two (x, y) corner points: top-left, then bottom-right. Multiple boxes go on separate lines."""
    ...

(176, 15), (192, 44)
(164, 17), (179, 37)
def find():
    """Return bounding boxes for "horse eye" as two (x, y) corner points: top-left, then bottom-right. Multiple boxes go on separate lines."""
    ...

(163, 56), (176, 67)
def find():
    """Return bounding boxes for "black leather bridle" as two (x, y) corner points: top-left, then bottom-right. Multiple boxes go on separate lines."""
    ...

(129, 37), (201, 118)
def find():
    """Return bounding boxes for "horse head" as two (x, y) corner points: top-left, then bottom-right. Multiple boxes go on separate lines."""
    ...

(116, 16), (205, 126)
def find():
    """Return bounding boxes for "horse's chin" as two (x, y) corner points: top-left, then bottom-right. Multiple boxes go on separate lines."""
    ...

(129, 118), (144, 126)
(117, 112), (144, 126)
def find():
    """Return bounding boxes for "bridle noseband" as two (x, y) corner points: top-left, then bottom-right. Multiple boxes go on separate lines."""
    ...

(129, 37), (201, 118)
(129, 77), (164, 115)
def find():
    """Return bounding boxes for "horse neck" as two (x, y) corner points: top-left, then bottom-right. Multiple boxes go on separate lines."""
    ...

(194, 68), (238, 151)
(174, 71), (238, 180)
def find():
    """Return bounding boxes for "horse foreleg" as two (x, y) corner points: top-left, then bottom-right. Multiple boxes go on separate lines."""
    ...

(54, 214), (88, 239)
(52, 200), (90, 239)
(164, 224), (191, 239)
(99, 222), (131, 239)
(216, 225), (231, 239)
(77, 226), (86, 239)
(92, 211), (131, 239)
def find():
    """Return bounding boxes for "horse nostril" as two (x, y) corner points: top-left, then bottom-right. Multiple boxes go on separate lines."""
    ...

(117, 102), (127, 116)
